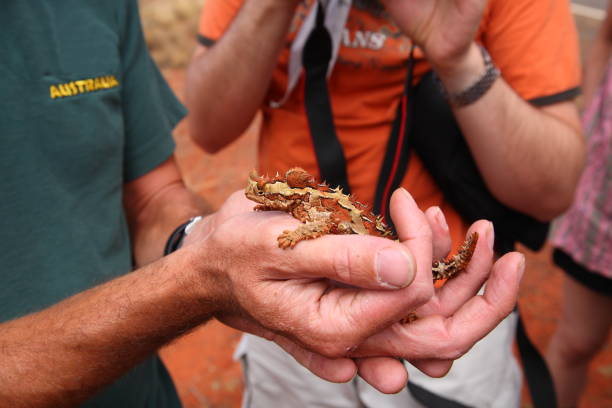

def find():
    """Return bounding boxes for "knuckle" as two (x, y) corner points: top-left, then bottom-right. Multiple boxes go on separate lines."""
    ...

(416, 219), (434, 240)
(332, 245), (355, 283)
(440, 344), (466, 361)
(410, 278), (435, 306)
(314, 341), (348, 358)
(436, 332), (467, 360)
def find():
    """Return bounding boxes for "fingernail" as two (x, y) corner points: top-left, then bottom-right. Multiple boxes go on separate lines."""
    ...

(433, 207), (449, 232)
(517, 254), (526, 278)
(399, 187), (415, 203)
(376, 247), (415, 288)
(486, 221), (495, 251)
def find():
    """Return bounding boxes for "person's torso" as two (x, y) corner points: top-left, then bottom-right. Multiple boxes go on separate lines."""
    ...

(0, 2), (180, 406)
(259, 1), (471, 245)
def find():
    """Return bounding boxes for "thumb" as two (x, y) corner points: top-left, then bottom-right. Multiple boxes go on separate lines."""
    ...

(278, 234), (416, 290)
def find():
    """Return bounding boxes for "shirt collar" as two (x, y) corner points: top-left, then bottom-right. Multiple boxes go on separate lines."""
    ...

(271, 0), (352, 108)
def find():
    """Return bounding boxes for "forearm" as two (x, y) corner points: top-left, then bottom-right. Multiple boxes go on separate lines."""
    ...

(129, 181), (208, 267)
(0, 247), (215, 408)
(186, 0), (299, 153)
(435, 43), (585, 221)
(124, 157), (211, 267)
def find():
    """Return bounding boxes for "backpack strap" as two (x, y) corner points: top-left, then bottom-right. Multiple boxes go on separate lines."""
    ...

(516, 306), (558, 408)
(302, 1), (351, 194)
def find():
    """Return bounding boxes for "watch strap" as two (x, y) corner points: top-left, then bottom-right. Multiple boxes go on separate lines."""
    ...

(163, 216), (203, 255)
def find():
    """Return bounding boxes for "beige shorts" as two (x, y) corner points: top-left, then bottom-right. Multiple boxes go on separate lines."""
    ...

(234, 311), (521, 408)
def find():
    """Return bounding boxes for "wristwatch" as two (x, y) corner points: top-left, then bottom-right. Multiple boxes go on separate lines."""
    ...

(163, 216), (203, 255)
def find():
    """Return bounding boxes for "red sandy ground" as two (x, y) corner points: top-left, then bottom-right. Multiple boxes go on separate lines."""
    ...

(158, 68), (611, 408)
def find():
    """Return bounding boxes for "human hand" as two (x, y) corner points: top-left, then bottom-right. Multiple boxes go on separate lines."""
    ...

(183, 190), (441, 382)
(381, 0), (487, 73)
(350, 189), (524, 392)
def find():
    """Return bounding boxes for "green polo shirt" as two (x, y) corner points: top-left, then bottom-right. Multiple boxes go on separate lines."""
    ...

(0, 1), (186, 406)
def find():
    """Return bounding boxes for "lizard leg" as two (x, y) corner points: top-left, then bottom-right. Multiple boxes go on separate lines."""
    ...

(432, 232), (479, 281)
(278, 220), (333, 249)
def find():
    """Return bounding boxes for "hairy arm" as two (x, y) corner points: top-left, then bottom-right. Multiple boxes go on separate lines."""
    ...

(0, 191), (419, 406)
(0, 189), (525, 404)
(0, 247), (217, 408)
(123, 156), (210, 267)
(186, 0), (299, 153)
(0, 158), (212, 406)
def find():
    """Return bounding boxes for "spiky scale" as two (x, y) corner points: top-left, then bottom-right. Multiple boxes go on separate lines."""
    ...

(245, 167), (478, 283)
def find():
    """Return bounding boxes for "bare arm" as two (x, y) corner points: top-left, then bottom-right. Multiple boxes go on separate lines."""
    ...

(0, 249), (215, 407)
(0, 189), (525, 406)
(123, 156), (210, 267)
(0, 190), (419, 407)
(437, 44), (584, 221)
(0, 158), (211, 406)
(186, 0), (299, 153)
(382, 0), (585, 221)
(582, 0), (612, 105)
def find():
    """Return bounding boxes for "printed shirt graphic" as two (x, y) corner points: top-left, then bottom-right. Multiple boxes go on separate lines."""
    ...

(198, 0), (581, 247)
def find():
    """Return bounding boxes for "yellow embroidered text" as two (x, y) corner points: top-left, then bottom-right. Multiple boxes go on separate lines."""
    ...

(49, 75), (120, 99)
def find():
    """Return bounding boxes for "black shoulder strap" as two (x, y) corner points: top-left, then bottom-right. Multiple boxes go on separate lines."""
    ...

(302, 1), (351, 194)
(407, 382), (472, 408)
(372, 45), (416, 228)
(516, 306), (558, 408)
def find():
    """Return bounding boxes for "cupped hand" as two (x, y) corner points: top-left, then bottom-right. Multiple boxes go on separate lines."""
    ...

(184, 189), (440, 382)
(351, 189), (524, 388)
(381, 0), (486, 69)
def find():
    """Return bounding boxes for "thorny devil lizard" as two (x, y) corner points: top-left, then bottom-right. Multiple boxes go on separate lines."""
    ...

(245, 167), (478, 283)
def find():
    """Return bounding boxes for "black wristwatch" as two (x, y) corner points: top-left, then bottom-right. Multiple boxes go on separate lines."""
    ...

(163, 216), (203, 255)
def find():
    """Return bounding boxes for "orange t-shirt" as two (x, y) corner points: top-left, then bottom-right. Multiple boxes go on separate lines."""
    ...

(198, 0), (581, 247)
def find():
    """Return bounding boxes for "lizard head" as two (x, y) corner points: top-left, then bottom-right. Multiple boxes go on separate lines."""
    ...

(245, 168), (319, 208)
(245, 170), (270, 205)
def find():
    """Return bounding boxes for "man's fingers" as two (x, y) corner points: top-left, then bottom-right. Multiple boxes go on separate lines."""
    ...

(356, 357), (408, 394)
(210, 207), (417, 291)
(409, 359), (454, 378)
(351, 252), (524, 360)
(390, 188), (433, 247)
(284, 234), (417, 290)
(424, 206), (451, 260)
(217, 313), (356, 380)
(388, 188), (435, 299)
(423, 220), (494, 316)
(302, 187), (437, 343)
(272, 334), (358, 383)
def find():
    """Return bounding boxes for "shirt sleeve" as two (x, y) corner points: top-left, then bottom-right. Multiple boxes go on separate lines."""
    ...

(119, 0), (187, 182)
(482, 0), (581, 105)
(197, 0), (245, 46)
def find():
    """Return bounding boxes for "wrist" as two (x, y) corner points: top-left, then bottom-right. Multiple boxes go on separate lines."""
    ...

(432, 43), (484, 92)
(177, 239), (228, 316)
(433, 43), (500, 108)
(164, 216), (203, 255)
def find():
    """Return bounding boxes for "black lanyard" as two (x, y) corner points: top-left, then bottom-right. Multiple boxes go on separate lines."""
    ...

(303, 1), (351, 194)
(302, 4), (416, 231)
